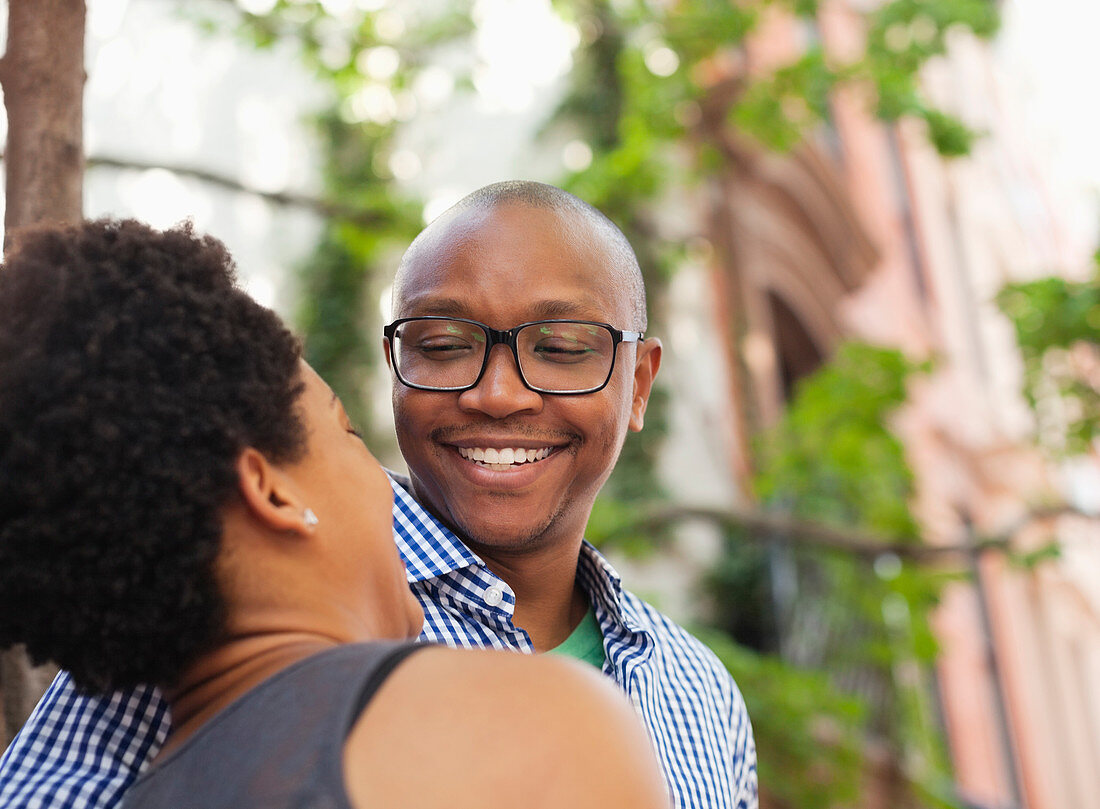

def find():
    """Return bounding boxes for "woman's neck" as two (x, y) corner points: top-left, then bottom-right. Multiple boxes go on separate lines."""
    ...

(158, 632), (344, 761)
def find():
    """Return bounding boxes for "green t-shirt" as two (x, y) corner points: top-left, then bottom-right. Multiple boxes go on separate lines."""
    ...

(547, 606), (606, 669)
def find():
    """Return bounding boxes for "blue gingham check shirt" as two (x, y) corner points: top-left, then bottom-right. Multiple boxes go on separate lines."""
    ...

(0, 474), (757, 808)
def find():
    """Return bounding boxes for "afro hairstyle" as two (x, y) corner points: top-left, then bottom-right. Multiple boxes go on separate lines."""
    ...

(0, 218), (306, 692)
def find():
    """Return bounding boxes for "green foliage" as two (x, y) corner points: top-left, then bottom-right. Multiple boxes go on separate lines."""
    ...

(919, 108), (977, 157)
(864, 0), (998, 108)
(585, 496), (655, 557)
(731, 48), (836, 153)
(294, 228), (374, 424)
(199, 2), (458, 436)
(857, 0), (997, 157)
(709, 344), (953, 802)
(1006, 540), (1061, 570)
(706, 530), (779, 653)
(697, 628), (868, 809)
(754, 344), (927, 539)
(293, 109), (423, 435)
(997, 257), (1100, 454)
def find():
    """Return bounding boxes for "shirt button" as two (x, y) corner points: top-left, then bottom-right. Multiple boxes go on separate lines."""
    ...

(485, 587), (503, 607)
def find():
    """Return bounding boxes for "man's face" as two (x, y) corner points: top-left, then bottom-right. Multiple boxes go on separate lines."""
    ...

(388, 203), (660, 557)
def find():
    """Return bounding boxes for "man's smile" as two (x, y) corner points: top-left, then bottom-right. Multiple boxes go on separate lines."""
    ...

(456, 445), (554, 470)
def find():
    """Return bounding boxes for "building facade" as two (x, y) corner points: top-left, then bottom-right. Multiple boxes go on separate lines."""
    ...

(656, 2), (1100, 806)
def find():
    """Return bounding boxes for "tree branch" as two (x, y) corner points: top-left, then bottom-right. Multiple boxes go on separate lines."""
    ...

(601, 503), (1091, 561)
(88, 155), (386, 227)
(0, 152), (387, 228)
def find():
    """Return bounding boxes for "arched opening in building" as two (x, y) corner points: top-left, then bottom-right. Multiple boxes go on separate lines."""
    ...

(768, 290), (825, 402)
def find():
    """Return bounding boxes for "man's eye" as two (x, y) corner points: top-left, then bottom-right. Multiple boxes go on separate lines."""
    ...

(532, 341), (596, 362)
(418, 340), (473, 354)
(535, 344), (589, 355)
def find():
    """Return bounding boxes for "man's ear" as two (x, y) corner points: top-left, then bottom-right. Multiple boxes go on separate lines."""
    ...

(628, 338), (662, 432)
(235, 448), (315, 535)
(382, 336), (394, 370)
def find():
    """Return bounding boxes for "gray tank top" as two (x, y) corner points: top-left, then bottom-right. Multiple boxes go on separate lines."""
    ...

(124, 641), (424, 809)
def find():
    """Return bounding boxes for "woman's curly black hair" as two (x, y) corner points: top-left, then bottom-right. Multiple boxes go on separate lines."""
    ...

(0, 219), (307, 692)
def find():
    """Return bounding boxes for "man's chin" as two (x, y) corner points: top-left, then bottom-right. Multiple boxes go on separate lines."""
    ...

(452, 517), (554, 554)
(441, 501), (569, 555)
(411, 473), (579, 553)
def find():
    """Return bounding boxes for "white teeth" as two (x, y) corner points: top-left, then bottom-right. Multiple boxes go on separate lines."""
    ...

(457, 446), (554, 468)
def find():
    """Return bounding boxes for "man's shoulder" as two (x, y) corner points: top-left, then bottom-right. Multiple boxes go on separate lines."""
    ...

(0, 672), (168, 809)
(615, 586), (757, 792)
(618, 587), (739, 694)
(617, 585), (719, 657)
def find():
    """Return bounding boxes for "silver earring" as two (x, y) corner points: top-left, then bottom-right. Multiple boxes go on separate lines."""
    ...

(303, 508), (319, 528)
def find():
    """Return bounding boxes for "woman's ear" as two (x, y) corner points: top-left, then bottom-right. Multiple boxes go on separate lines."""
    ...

(235, 448), (317, 536)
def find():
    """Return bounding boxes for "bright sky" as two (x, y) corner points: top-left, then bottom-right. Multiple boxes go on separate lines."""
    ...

(997, 0), (1100, 255)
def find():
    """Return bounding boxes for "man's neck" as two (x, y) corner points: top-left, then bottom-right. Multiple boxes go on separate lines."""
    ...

(393, 472), (592, 650)
(476, 542), (591, 652)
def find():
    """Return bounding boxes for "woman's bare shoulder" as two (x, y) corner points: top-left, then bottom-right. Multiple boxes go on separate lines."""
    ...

(343, 646), (669, 809)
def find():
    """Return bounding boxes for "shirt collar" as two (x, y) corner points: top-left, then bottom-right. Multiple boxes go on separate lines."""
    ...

(386, 470), (637, 628)
(577, 540), (652, 637)
(577, 540), (624, 607)
(389, 471), (482, 583)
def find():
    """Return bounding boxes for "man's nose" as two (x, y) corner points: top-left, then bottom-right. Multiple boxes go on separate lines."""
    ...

(457, 344), (543, 419)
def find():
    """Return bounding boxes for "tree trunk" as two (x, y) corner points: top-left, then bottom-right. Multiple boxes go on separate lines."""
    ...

(0, 0), (86, 748)
(1, 0), (85, 245)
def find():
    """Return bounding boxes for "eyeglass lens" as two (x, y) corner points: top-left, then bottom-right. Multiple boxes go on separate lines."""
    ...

(390, 319), (616, 392)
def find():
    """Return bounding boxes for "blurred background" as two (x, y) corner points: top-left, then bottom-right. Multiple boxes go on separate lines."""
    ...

(2, 1), (1099, 807)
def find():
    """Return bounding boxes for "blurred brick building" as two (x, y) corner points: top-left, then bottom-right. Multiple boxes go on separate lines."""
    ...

(649, 2), (1100, 807)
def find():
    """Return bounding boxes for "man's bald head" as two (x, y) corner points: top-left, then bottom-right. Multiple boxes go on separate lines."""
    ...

(394, 181), (648, 331)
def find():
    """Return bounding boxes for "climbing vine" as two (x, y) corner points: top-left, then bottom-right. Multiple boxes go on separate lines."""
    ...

(997, 252), (1100, 455)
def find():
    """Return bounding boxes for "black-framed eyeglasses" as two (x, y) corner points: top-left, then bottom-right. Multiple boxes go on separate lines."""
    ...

(383, 317), (644, 395)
